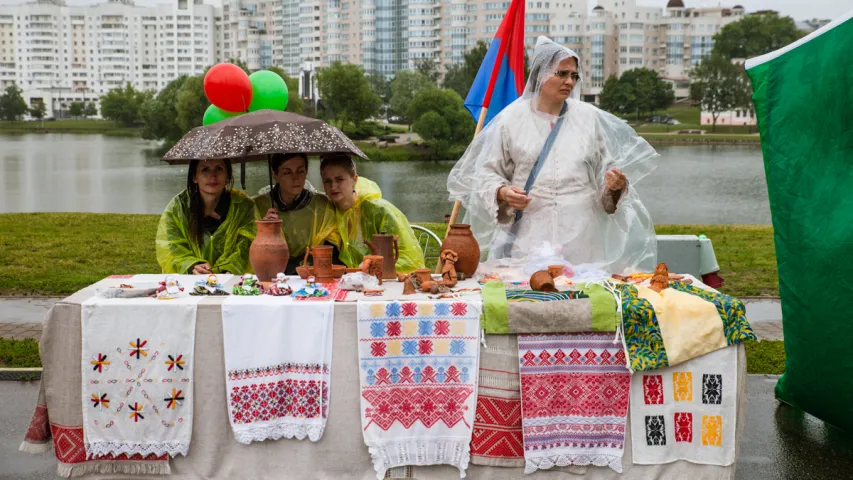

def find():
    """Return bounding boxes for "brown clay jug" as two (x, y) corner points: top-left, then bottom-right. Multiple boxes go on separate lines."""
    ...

(304, 245), (334, 284)
(364, 233), (399, 280)
(440, 224), (480, 277)
(250, 219), (289, 282)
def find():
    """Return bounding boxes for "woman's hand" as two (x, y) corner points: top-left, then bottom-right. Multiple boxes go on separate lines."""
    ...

(192, 263), (212, 275)
(498, 186), (531, 211)
(262, 208), (279, 221)
(605, 168), (627, 191)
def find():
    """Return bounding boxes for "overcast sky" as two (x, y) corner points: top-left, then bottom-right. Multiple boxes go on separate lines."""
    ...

(0, 0), (847, 22)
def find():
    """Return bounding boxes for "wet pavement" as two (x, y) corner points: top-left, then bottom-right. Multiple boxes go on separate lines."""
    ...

(3, 376), (852, 479)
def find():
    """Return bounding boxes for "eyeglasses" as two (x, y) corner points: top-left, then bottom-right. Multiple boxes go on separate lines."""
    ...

(552, 70), (581, 82)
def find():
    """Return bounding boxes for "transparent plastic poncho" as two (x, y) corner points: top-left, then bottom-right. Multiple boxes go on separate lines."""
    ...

(332, 176), (426, 273)
(447, 36), (659, 274)
(155, 189), (257, 274)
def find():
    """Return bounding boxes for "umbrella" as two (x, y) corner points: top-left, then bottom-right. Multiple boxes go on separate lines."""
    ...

(161, 109), (369, 195)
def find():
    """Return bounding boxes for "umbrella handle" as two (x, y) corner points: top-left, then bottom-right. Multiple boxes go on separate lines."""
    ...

(267, 154), (275, 207)
(240, 159), (246, 191)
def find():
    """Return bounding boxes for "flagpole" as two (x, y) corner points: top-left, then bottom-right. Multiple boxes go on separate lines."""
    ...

(436, 106), (489, 274)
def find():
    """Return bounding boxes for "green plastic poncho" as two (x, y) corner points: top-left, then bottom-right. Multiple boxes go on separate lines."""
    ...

(156, 189), (257, 274)
(332, 177), (425, 273)
(252, 191), (339, 262)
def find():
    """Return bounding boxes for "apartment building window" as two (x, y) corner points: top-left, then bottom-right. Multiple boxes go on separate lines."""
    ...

(619, 46), (626, 53)
(629, 57), (641, 65)
(620, 57), (626, 64)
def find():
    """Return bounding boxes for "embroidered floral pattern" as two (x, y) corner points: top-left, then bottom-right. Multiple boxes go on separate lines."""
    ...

(645, 415), (666, 446)
(165, 354), (185, 372)
(702, 374), (722, 405)
(91, 353), (110, 373)
(129, 339), (148, 359)
(643, 375), (664, 405)
(229, 379), (328, 424)
(673, 372), (693, 402)
(129, 402), (145, 422)
(227, 362), (329, 381)
(362, 386), (474, 430)
(164, 389), (185, 410)
(674, 412), (693, 442)
(701, 415), (722, 446)
(90, 393), (110, 409)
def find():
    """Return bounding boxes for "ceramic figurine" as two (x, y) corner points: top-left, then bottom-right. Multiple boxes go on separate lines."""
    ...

(439, 249), (459, 287)
(649, 263), (670, 293)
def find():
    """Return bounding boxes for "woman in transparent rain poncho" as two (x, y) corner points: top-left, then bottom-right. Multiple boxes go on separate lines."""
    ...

(448, 36), (659, 274)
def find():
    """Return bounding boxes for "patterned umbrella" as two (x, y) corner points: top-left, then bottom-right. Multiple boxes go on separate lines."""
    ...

(161, 109), (368, 164)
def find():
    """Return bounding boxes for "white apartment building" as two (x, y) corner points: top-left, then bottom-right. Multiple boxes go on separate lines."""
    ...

(1, 0), (216, 118)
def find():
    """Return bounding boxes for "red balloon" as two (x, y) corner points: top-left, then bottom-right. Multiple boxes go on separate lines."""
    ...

(203, 63), (253, 113)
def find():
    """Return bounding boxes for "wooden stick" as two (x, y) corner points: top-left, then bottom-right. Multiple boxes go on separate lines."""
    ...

(436, 107), (489, 273)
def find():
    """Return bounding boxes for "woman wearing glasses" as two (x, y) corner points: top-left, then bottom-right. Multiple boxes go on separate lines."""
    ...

(448, 36), (660, 273)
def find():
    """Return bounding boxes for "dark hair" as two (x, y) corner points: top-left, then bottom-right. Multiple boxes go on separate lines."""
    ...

(527, 54), (578, 94)
(187, 159), (233, 246)
(270, 153), (308, 174)
(319, 153), (357, 178)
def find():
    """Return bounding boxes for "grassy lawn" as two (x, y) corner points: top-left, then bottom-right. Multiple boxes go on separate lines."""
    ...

(643, 133), (761, 144)
(0, 338), (41, 368)
(0, 119), (140, 136)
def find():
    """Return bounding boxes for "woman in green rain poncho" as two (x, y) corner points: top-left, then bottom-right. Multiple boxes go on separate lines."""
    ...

(156, 159), (257, 274)
(253, 152), (339, 274)
(319, 154), (425, 273)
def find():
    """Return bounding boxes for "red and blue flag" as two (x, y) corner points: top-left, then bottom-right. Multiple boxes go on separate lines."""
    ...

(463, 0), (526, 127)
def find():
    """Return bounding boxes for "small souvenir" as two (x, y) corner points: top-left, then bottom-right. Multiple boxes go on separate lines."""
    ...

(292, 276), (330, 298)
(266, 273), (293, 296)
(156, 276), (184, 300)
(191, 274), (230, 296)
(232, 274), (263, 296)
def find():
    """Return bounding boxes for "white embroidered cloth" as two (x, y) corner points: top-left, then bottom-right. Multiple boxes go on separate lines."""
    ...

(357, 300), (482, 479)
(222, 296), (333, 444)
(81, 295), (200, 459)
(630, 345), (738, 466)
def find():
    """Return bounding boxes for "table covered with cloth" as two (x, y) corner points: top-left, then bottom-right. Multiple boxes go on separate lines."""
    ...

(21, 276), (746, 479)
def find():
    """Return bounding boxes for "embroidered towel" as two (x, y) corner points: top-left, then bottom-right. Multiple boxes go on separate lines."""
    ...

(222, 296), (333, 443)
(357, 300), (482, 479)
(631, 345), (738, 466)
(470, 334), (525, 468)
(518, 333), (631, 473)
(81, 295), (199, 459)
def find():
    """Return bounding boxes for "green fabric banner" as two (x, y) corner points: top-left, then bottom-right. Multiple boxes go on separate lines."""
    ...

(746, 12), (853, 432)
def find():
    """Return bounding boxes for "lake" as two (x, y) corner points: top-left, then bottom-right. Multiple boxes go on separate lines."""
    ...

(0, 134), (770, 225)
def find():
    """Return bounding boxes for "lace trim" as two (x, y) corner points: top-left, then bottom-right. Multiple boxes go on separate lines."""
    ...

(524, 453), (623, 474)
(85, 441), (188, 459)
(367, 439), (471, 480)
(232, 422), (325, 445)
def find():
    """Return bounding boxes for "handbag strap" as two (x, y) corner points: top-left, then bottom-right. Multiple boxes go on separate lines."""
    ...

(502, 102), (568, 257)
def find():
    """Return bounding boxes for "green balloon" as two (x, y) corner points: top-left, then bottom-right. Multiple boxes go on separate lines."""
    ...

(203, 104), (239, 126)
(247, 70), (289, 112)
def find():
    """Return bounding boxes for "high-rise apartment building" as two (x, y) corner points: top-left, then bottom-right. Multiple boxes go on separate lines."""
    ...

(1, 0), (216, 117)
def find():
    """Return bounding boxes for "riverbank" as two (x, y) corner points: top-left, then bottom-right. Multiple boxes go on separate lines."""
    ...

(0, 119), (139, 136)
(0, 213), (777, 297)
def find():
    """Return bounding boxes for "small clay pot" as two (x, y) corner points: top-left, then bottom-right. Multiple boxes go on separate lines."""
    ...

(332, 265), (346, 279)
(346, 268), (361, 274)
(530, 270), (558, 292)
(296, 265), (314, 280)
(548, 265), (564, 278)
(414, 268), (432, 284)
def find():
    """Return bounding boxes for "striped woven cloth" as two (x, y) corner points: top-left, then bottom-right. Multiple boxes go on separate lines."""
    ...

(505, 290), (588, 302)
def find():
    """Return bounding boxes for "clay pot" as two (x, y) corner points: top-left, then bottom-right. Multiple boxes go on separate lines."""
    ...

(440, 224), (480, 277)
(249, 219), (289, 282)
(548, 265), (564, 278)
(332, 265), (346, 279)
(346, 268), (361, 274)
(304, 246), (334, 283)
(363, 255), (384, 285)
(530, 270), (558, 293)
(364, 233), (400, 280)
(414, 268), (432, 284)
(296, 265), (314, 280)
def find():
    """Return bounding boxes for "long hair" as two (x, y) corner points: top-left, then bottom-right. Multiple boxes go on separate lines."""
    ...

(187, 159), (234, 247)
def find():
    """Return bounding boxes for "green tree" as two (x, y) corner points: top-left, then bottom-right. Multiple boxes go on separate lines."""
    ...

(140, 75), (189, 143)
(414, 58), (440, 84)
(599, 74), (635, 114)
(315, 62), (381, 125)
(368, 73), (391, 120)
(410, 88), (475, 157)
(618, 68), (674, 119)
(266, 66), (305, 114)
(100, 83), (151, 126)
(83, 102), (98, 117)
(224, 58), (251, 75)
(689, 54), (748, 132)
(176, 75), (208, 133)
(442, 40), (489, 99)
(68, 101), (84, 118)
(712, 12), (804, 59)
(0, 84), (29, 121)
(389, 70), (431, 125)
(29, 101), (46, 122)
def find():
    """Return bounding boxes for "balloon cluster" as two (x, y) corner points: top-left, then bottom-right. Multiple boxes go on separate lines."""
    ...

(202, 63), (290, 126)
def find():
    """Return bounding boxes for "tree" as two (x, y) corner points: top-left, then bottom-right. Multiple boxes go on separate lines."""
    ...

(0, 84), (29, 121)
(599, 69), (673, 119)
(83, 102), (98, 117)
(176, 75), (208, 133)
(315, 62), (380, 125)
(689, 54), (748, 132)
(266, 66), (305, 114)
(712, 12), (804, 59)
(389, 70), (431, 125)
(442, 40), (489, 99)
(100, 83), (151, 126)
(224, 58), (251, 75)
(414, 58), (439, 84)
(29, 101), (46, 122)
(368, 73), (391, 120)
(140, 75), (189, 143)
(410, 87), (475, 156)
(599, 74), (634, 115)
(68, 101), (84, 118)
